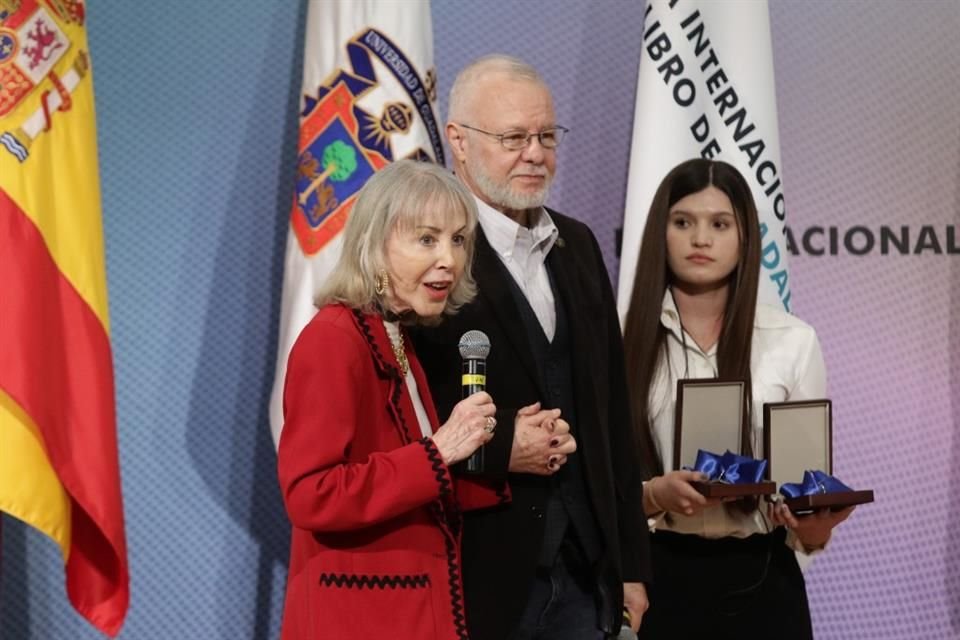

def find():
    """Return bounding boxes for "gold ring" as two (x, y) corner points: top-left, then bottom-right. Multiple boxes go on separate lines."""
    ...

(483, 416), (497, 433)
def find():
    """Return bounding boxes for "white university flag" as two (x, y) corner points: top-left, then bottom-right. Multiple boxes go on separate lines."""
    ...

(617, 0), (791, 319)
(270, 0), (444, 447)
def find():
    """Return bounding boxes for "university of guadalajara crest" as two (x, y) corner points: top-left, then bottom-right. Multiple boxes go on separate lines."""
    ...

(292, 27), (445, 256)
(0, 0), (87, 162)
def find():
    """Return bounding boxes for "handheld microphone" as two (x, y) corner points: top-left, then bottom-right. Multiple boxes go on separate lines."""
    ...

(459, 330), (491, 473)
(615, 609), (638, 640)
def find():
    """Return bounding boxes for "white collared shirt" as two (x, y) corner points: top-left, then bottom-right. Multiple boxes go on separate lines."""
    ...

(476, 197), (559, 341)
(647, 290), (827, 552)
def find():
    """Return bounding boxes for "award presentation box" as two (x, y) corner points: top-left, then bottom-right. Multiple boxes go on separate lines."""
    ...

(674, 379), (775, 498)
(763, 400), (874, 512)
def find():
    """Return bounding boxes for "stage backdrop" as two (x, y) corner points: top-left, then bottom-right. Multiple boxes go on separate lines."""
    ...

(1, 1), (956, 639)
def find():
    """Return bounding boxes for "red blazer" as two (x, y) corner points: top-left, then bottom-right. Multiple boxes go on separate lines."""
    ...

(277, 304), (507, 640)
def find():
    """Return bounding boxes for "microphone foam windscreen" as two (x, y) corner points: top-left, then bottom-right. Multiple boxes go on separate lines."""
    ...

(458, 330), (491, 360)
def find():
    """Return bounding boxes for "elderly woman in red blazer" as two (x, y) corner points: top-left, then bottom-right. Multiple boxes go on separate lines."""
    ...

(278, 160), (555, 639)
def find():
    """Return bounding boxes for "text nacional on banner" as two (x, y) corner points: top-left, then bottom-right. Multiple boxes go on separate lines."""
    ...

(0, 0), (128, 636)
(617, 0), (791, 318)
(269, 0), (444, 447)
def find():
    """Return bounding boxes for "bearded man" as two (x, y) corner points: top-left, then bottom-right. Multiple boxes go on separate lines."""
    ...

(412, 54), (652, 640)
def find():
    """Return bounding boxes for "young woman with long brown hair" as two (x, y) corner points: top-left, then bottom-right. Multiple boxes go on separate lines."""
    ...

(622, 159), (853, 638)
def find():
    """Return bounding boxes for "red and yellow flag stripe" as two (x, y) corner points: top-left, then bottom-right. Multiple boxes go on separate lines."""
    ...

(0, 1), (128, 635)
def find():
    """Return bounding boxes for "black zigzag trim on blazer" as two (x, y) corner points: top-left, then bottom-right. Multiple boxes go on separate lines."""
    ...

(352, 310), (416, 445)
(430, 505), (468, 640)
(421, 437), (463, 538)
(318, 573), (430, 589)
(351, 309), (403, 381)
(389, 368), (415, 443)
(420, 435), (465, 636)
(419, 437), (452, 499)
(420, 437), (463, 539)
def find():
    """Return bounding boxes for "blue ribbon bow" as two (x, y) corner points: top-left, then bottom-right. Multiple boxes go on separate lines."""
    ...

(692, 449), (768, 484)
(779, 470), (852, 498)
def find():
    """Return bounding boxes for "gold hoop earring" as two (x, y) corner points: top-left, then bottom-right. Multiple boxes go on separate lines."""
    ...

(374, 270), (390, 296)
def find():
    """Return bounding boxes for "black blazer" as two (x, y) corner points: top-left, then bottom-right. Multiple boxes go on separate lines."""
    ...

(412, 209), (652, 640)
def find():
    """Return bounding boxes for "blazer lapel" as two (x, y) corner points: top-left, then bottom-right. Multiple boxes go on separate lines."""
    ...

(350, 309), (418, 445)
(474, 231), (544, 395)
(546, 232), (602, 427)
(545, 234), (580, 337)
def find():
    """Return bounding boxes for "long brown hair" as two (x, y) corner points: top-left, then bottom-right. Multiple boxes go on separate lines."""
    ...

(622, 159), (761, 478)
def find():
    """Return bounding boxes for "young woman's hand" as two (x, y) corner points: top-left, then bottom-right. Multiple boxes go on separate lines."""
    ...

(644, 470), (724, 516)
(768, 502), (855, 550)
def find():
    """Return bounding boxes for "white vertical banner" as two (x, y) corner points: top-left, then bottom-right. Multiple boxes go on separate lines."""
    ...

(270, 0), (444, 446)
(617, 0), (791, 319)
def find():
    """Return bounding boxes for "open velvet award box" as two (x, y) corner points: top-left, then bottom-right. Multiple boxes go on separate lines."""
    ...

(673, 379), (775, 498)
(763, 399), (874, 512)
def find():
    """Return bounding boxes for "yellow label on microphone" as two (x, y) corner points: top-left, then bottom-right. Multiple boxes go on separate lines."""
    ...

(462, 374), (486, 386)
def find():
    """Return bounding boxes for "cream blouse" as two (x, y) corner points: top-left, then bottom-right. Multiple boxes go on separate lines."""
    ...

(646, 291), (827, 553)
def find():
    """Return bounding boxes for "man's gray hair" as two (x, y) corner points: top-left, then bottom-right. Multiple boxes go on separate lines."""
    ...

(447, 54), (547, 123)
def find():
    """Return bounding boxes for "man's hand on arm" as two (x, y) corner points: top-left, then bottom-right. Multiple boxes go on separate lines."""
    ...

(507, 403), (576, 475)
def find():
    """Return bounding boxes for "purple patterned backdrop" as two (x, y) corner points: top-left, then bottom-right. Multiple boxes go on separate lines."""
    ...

(770, 4), (960, 637)
(434, 1), (960, 638)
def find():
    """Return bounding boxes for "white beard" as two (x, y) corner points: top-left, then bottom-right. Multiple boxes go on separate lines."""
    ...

(472, 163), (552, 212)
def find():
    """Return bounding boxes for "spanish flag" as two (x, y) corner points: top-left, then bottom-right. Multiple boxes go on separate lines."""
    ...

(0, 1), (128, 635)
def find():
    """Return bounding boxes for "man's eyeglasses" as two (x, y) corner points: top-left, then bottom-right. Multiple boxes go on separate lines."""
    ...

(456, 123), (569, 151)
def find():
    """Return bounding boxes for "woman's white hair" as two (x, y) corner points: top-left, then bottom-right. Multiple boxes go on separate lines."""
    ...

(315, 159), (478, 323)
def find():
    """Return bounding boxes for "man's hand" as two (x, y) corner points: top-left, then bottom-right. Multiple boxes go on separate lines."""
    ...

(623, 582), (648, 632)
(507, 403), (576, 475)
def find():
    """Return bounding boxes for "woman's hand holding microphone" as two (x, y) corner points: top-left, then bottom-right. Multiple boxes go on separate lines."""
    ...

(430, 392), (497, 465)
